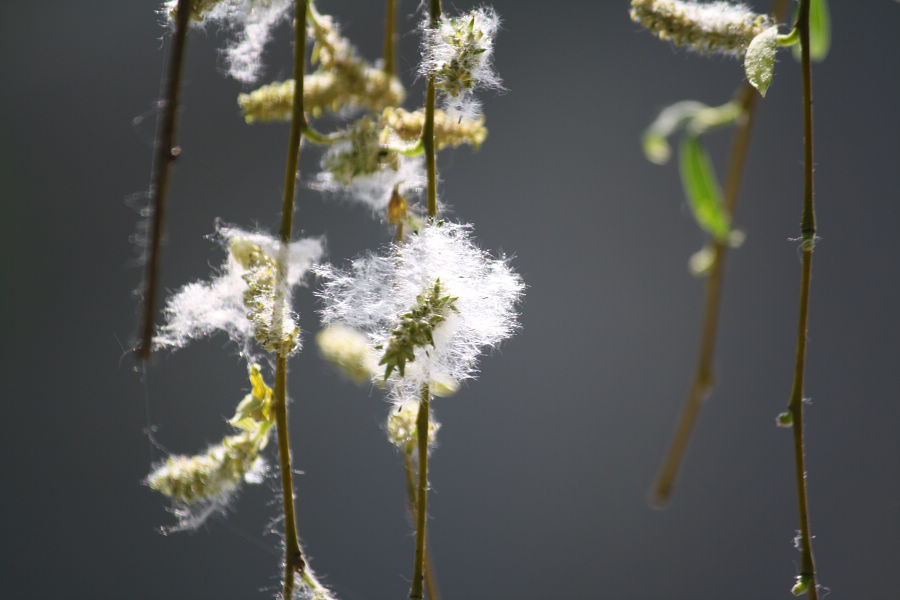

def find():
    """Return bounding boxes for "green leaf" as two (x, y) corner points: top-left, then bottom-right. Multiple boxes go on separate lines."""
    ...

(745, 26), (779, 97)
(793, 0), (831, 62)
(808, 0), (831, 61)
(678, 137), (730, 240)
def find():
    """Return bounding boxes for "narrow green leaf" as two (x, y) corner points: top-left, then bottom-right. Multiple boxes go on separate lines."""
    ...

(745, 26), (779, 97)
(678, 137), (730, 240)
(808, 0), (831, 60)
(793, 0), (831, 62)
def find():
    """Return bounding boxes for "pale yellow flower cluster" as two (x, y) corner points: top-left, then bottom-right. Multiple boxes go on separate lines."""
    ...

(630, 0), (772, 56)
(386, 401), (440, 451)
(238, 70), (405, 123)
(238, 3), (406, 122)
(230, 238), (299, 355)
(380, 107), (487, 150)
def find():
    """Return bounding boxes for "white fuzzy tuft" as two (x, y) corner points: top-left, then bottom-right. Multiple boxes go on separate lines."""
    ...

(313, 151), (427, 216)
(419, 7), (502, 119)
(316, 221), (523, 396)
(164, 0), (292, 83)
(154, 223), (324, 354)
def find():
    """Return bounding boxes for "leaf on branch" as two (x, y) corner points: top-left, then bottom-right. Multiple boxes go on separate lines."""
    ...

(745, 26), (779, 97)
(678, 137), (730, 241)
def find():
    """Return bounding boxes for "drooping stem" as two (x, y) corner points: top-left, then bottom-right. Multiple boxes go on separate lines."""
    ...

(403, 453), (441, 600)
(274, 354), (305, 599)
(424, 0), (441, 219)
(651, 85), (758, 507)
(383, 0), (397, 76)
(412, 4), (440, 589)
(409, 385), (432, 600)
(274, 1), (309, 598)
(279, 0), (309, 244)
(786, 0), (818, 596)
(650, 0), (792, 508)
(138, 0), (191, 360)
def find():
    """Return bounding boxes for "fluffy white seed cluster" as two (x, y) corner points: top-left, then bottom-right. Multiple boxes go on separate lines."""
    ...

(316, 221), (523, 403)
(163, 0), (292, 83)
(154, 224), (324, 355)
(630, 0), (772, 57)
(420, 8), (502, 119)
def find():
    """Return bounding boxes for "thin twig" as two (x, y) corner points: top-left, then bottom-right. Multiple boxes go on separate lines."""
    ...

(424, 0), (441, 219)
(650, 0), (793, 507)
(410, 385), (432, 600)
(384, 0), (397, 77)
(273, 1), (309, 598)
(786, 0), (818, 596)
(138, 0), (191, 360)
(403, 453), (441, 600)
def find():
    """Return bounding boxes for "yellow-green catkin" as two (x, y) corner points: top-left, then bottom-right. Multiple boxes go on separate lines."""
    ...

(630, 0), (772, 56)
(387, 401), (440, 452)
(324, 117), (401, 185)
(316, 324), (379, 384)
(147, 364), (275, 504)
(238, 71), (405, 123)
(147, 432), (262, 504)
(381, 107), (487, 150)
(238, 3), (406, 122)
(230, 238), (299, 354)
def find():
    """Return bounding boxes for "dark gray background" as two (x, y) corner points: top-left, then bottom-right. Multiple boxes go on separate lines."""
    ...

(3, 1), (898, 598)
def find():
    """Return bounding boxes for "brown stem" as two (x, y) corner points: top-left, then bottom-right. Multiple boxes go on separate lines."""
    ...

(275, 1), (309, 598)
(403, 453), (441, 600)
(650, 0), (794, 508)
(651, 86), (757, 507)
(424, 0), (441, 219)
(786, 0), (818, 596)
(383, 0), (397, 76)
(138, 0), (191, 360)
(409, 386), (431, 600)
(274, 354), (305, 599)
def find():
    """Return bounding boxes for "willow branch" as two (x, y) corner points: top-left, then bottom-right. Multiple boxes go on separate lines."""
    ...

(138, 0), (191, 360)
(786, 0), (818, 596)
(404, 453), (441, 600)
(383, 0), (397, 76)
(424, 0), (441, 219)
(650, 0), (793, 508)
(274, 1), (309, 598)
(409, 386), (432, 600)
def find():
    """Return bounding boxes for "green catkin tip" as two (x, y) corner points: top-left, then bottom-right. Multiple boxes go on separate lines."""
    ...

(643, 133), (672, 165)
(776, 411), (793, 428)
(379, 280), (460, 380)
(791, 574), (811, 596)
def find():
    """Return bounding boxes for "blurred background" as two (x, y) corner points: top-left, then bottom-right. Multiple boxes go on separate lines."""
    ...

(3, 1), (899, 598)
